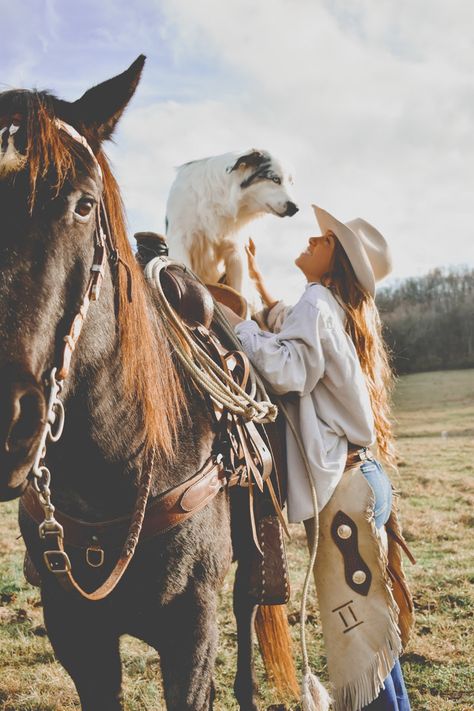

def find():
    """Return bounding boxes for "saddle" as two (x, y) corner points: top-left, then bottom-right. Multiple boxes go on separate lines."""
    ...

(135, 231), (247, 321)
(137, 233), (289, 603)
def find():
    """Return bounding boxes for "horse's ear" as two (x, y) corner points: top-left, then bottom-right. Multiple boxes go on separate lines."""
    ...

(228, 150), (265, 173)
(67, 55), (146, 143)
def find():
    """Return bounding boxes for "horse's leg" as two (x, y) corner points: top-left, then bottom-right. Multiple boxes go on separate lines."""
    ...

(233, 558), (259, 711)
(230, 485), (259, 711)
(158, 586), (219, 711)
(42, 589), (123, 711)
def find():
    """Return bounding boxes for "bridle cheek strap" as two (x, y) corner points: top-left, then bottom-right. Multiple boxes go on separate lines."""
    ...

(57, 244), (106, 381)
(55, 118), (133, 304)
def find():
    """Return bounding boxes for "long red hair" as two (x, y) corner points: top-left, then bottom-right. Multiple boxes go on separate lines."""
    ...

(323, 239), (397, 467)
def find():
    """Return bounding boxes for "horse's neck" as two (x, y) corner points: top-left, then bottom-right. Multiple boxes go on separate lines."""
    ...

(49, 326), (213, 520)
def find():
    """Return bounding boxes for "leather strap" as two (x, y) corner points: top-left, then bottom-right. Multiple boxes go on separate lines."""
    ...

(346, 445), (375, 470)
(57, 244), (106, 380)
(331, 510), (372, 596)
(21, 456), (224, 600)
(21, 457), (223, 550)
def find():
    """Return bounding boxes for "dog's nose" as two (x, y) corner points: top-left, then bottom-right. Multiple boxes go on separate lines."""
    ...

(285, 201), (299, 217)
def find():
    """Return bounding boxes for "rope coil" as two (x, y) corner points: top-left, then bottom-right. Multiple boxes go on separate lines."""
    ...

(144, 257), (278, 424)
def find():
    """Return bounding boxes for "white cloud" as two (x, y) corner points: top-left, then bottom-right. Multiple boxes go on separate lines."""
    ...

(106, 0), (474, 301)
(3, 0), (474, 301)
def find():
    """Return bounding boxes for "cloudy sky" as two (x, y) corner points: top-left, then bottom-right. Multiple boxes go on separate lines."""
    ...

(2, 0), (474, 300)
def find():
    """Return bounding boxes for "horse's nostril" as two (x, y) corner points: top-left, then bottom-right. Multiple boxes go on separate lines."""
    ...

(6, 388), (44, 453)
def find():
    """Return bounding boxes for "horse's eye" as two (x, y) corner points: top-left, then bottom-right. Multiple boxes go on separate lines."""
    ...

(272, 176), (282, 184)
(74, 198), (95, 218)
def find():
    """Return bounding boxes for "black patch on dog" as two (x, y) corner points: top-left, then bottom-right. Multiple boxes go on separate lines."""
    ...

(240, 159), (283, 190)
(228, 150), (265, 173)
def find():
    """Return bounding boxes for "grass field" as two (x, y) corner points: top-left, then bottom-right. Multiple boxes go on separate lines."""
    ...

(0, 369), (473, 710)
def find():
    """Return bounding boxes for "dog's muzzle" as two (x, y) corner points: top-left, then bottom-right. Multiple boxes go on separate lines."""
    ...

(285, 201), (299, 217)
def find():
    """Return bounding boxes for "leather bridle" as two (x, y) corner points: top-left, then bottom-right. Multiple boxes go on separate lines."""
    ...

(24, 119), (162, 600)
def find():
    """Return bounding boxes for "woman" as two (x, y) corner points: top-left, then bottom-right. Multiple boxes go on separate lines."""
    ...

(226, 205), (413, 711)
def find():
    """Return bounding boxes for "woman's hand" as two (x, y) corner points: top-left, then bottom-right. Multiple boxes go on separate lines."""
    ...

(245, 238), (278, 309)
(245, 237), (262, 283)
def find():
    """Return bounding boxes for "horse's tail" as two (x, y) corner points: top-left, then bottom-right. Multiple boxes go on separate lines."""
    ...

(255, 604), (300, 701)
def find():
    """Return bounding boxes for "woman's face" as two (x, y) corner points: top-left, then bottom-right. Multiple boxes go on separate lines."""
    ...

(295, 230), (336, 282)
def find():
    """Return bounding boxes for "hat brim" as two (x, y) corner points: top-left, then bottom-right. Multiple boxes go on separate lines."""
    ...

(312, 205), (376, 297)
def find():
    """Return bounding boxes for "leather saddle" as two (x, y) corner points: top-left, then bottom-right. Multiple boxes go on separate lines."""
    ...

(135, 232), (247, 321)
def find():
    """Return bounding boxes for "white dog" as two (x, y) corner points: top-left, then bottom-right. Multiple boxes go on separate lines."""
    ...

(165, 149), (298, 292)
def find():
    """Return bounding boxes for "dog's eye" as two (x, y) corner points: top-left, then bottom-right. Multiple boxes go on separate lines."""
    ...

(74, 197), (95, 219)
(271, 176), (282, 184)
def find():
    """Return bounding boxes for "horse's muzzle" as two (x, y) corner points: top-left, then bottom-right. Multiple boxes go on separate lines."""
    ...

(0, 364), (46, 497)
(0, 478), (28, 501)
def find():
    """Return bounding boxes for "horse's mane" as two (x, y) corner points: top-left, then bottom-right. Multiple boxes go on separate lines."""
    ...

(11, 90), (185, 461)
(97, 155), (186, 462)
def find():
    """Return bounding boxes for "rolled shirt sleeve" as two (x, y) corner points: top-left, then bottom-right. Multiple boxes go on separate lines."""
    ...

(235, 299), (325, 396)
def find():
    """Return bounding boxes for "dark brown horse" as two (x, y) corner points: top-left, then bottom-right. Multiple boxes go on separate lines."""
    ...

(0, 57), (296, 710)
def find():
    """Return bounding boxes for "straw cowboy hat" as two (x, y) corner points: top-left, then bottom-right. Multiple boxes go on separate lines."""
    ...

(313, 205), (392, 297)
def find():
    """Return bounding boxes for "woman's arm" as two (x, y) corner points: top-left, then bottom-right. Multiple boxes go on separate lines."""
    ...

(235, 298), (325, 395)
(245, 238), (278, 309)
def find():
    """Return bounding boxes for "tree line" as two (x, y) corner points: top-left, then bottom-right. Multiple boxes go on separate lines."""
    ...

(376, 267), (474, 374)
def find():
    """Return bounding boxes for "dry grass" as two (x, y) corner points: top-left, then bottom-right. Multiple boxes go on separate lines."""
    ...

(393, 369), (474, 438)
(0, 369), (473, 710)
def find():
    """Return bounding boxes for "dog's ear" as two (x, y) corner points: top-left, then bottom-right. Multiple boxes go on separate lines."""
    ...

(227, 150), (265, 173)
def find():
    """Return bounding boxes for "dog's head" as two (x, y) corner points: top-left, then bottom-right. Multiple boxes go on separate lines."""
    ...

(227, 149), (298, 218)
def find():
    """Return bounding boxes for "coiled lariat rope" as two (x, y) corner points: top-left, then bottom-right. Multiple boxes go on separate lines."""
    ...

(279, 400), (331, 710)
(144, 257), (278, 424)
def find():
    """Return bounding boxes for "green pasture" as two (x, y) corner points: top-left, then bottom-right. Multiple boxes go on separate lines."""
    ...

(0, 369), (473, 710)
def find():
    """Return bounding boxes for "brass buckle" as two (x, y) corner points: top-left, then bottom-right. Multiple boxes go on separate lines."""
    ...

(358, 447), (375, 462)
(86, 546), (105, 568)
(39, 519), (64, 540)
(226, 465), (248, 488)
(43, 550), (71, 574)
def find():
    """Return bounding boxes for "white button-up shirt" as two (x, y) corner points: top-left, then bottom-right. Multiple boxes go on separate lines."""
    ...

(235, 283), (375, 523)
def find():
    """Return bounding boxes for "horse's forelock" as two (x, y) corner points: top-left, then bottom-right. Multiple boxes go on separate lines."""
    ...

(0, 90), (97, 209)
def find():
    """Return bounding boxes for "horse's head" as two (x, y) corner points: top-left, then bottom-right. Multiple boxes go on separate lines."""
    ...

(0, 57), (150, 500)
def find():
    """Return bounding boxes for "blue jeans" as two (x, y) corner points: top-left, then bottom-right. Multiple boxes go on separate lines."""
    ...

(359, 459), (411, 711)
(362, 660), (411, 710)
(359, 457), (393, 529)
